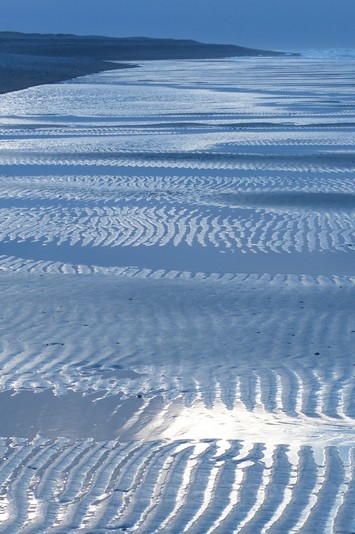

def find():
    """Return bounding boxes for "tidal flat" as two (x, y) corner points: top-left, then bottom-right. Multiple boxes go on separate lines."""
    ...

(0, 54), (354, 532)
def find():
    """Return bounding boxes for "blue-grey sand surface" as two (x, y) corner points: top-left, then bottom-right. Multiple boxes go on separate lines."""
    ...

(0, 53), (354, 532)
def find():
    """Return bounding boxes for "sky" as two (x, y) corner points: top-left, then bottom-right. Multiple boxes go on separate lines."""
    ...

(1, 0), (355, 51)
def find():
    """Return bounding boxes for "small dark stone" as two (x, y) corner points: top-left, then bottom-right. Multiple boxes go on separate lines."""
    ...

(314, 352), (320, 355)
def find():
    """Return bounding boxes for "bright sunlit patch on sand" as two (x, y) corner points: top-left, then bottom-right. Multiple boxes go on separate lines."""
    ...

(135, 398), (355, 447)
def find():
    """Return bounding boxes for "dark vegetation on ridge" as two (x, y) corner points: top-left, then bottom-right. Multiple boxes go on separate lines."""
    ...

(0, 32), (288, 94)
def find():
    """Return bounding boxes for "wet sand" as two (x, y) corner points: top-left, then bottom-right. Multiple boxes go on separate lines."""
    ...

(1, 53), (353, 531)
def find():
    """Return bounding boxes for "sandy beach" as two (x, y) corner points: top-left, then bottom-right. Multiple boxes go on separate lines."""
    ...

(0, 50), (354, 532)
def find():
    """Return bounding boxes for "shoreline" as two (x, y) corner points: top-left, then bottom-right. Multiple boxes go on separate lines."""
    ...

(0, 31), (288, 94)
(0, 54), (135, 95)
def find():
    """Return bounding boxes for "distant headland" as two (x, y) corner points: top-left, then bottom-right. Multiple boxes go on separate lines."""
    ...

(0, 32), (293, 94)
